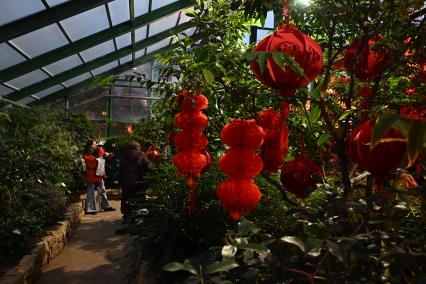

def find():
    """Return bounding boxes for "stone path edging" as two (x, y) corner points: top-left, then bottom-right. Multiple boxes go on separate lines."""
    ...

(0, 189), (121, 284)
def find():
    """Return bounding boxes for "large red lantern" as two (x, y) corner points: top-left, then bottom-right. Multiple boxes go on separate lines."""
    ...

(217, 119), (264, 220)
(348, 119), (407, 177)
(172, 91), (209, 215)
(256, 102), (290, 173)
(280, 155), (323, 198)
(250, 23), (323, 97)
(344, 35), (392, 82)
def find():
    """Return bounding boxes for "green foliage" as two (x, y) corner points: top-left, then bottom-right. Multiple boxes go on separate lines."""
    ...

(0, 107), (94, 262)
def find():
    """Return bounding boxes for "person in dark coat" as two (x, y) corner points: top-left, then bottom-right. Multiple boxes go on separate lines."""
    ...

(119, 141), (152, 218)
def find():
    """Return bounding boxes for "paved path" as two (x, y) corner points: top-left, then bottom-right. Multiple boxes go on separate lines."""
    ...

(36, 200), (136, 284)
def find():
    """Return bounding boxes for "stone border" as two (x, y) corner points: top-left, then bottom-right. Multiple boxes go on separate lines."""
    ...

(0, 198), (85, 284)
(0, 189), (122, 284)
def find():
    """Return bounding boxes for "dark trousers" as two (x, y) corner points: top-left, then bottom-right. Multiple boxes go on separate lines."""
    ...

(121, 183), (146, 215)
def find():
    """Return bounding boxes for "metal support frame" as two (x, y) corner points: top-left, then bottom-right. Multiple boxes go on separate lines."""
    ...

(2, 22), (194, 104)
(0, 0), (194, 83)
(29, 42), (183, 106)
(0, 0), (115, 43)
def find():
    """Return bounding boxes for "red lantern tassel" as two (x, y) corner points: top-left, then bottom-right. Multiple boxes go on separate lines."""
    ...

(186, 176), (197, 216)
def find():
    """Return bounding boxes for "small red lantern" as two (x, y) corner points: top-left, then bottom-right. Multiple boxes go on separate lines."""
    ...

(280, 155), (323, 198)
(172, 91), (209, 215)
(145, 145), (161, 162)
(217, 119), (264, 221)
(344, 35), (392, 82)
(348, 119), (407, 177)
(256, 103), (290, 173)
(250, 23), (323, 97)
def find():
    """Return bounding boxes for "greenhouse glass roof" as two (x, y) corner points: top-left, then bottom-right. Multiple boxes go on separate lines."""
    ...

(0, 0), (196, 107)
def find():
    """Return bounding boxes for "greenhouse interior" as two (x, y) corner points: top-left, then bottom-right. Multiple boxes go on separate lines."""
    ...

(0, 0), (425, 283)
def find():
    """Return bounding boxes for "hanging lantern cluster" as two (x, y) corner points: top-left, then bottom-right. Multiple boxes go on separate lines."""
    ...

(216, 119), (264, 221)
(256, 102), (290, 173)
(348, 119), (407, 177)
(145, 145), (161, 162)
(172, 90), (209, 215)
(344, 35), (392, 82)
(250, 23), (323, 97)
(280, 155), (323, 199)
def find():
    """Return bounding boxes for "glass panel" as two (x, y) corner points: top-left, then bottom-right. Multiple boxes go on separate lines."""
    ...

(133, 62), (152, 78)
(62, 72), (92, 87)
(119, 55), (132, 65)
(265, 10), (274, 29)
(135, 26), (147, 42)
(46, 0), (70, 7)
(0, 43), (26, 70)
(0, 0), (45, 26)
(115, 33), (131, 49)
(257, 29), (272, 41)
(16, 96), (35, 105)
(80, 40), (115, 62)
(152, 0), (176, 10)
(10, 24), (69, 58)
(179, 11), (191, 24)
(43, 54), (83, 75)
(0, 84), (14, 96)
(32, 84), (64, 99)
(148, 12), (179, 36)
(92, 61), (119, 76)
(60, 6), (109, 41)
(135, 0), (149, 17)
(5, 69), (49, 89)
(135, 49), (145, 58)
(108, 0), (130, 26)
(146, 38), (171, 53)
(111, 96), (150, 122)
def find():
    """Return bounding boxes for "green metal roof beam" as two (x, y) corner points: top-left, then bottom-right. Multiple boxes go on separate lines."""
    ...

(2, 22), (193, 104)
(29, 43), (180, 106)
(0, 0), (194, 83)
(0, 0), (114, 43)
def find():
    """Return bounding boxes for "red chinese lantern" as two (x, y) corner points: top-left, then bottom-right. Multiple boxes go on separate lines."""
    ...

(256, 103), (290, 173)
(250, 23), (323, 97)
(217, 119), (264, 220)
(280, 155), (323, 198)
(145, 145), (161, 162)
(344, 35), (392, 82)
(172, 91), (209, 215)
(348, 119), (407, 177)
(201, 149), (212, 174)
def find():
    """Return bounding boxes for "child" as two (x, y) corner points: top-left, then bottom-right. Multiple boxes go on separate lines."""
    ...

(94, 146), (116, 212)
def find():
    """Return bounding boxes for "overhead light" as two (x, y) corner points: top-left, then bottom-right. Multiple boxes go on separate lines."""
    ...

(132, 67), (137, 70)
(298, 0), (311, 5)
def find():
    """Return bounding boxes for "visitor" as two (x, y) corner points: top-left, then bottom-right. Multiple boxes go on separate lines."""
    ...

(82, 139), (115, 214)
(94, 146), (116, 212)
(119, 141), (152, 222)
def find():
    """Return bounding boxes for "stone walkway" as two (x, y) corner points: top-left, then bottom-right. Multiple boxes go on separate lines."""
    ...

(36, 200), (136, 284)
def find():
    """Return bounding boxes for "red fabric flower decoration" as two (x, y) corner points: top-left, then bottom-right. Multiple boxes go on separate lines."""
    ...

(217, 119), (264, 221)
(256, 103), (290, 173)
(250, 24), (323, 97)
(145, 145), (161, 161)
(344, 35), (392, 82)
(348, 119), (407, 177)
(280, 155), (323, 198)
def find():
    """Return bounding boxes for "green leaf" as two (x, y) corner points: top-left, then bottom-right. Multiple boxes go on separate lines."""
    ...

(202, 68), (215, 83)
(371, 112), (399, 148)
(317, 133), (331, 147)
(205, 260), (239, 274)
(256, 52), (269, 74)
(163, 261), (198, 275)
(326, 240), (344, 262)
(282, 53), (306, 79)
(281, 236), (305, 252)
(308, 104), (321, 123)
(238, 219), (254, 236)
(237, 243), (270, 254)
(271, 52), (286, 72)
(245, 51), (258, 62)
(338, 109), (355, 121)
(310, 81), (323, 100)
(407, 119), (426, 167)
(185, 10), (197, 17)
